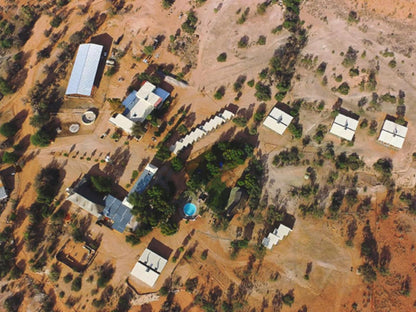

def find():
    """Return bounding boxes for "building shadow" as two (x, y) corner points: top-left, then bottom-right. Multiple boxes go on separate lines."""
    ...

(147, 238), (173, 260)
(90, 33), (113, 89)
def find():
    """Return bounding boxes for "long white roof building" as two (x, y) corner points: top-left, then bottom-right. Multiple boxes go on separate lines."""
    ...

(130, 248), (168, 287)
(170, 108), (235, 154)
(329, 113), (359, 141)
(262, 224), (292, 249)
(66, 43), (103, 96)
(378, 119), (408, 149)
(263, 107), (293, 135)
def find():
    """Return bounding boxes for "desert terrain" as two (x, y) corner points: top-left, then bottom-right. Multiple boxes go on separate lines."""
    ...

(0, 0), (415, 312)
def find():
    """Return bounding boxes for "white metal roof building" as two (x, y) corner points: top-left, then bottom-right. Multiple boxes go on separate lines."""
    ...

(378, 119), (408, 149)
(130, 248), (168, 287)
(262, 224), (292, 249)
(329, 113), (359, 141)
(263, 107), (293, 135)
(65, 43), (103, 96)
(109, 114), (136, 135)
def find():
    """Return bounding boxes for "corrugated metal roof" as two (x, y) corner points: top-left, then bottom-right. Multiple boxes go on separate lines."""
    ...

(154, 87), (170, 103)
(122, 91), (138, 114)
(378, 119), (408, 149)
(103, 195), (133, 233)
(329, 113), (359, 141)
(129, 164), (158, 195)
(65, 43), (103, 96)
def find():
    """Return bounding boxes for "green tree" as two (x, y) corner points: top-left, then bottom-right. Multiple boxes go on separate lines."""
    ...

(0, 77), (14, 95)
(2, 151), (19, 164)
(0, 122), (18, 137)
(30, 128), (52, 147)
(216, 52), (227, 62)
(171, 157), (184, 172)
(71, 276), (82, 291)
(90, 176), (113, 193)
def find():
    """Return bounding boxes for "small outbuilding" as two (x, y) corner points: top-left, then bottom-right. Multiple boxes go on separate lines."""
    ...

(263, 107), (293, 135)
(329, 112), (359, 141)
(65, 43), (104, 97)
(378, 118), (408, 149)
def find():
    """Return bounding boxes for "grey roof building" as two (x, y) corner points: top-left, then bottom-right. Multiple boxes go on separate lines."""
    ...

(103, 195), (133, 233)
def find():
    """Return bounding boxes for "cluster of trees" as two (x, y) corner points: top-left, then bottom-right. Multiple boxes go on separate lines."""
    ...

(181, 11), (198, 34)
(237, 158), (264, 210)
(187, 141), (254, 192)
(0, 226), (20, 280)
(126, 185), (178, 244)
(272, 146), (301, 167)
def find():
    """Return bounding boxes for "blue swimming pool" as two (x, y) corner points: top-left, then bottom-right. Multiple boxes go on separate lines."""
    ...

(183, 203), (197, 216)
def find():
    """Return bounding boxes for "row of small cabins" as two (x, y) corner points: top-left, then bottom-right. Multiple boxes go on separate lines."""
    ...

(263, 106), (408, 149)
(170, 108), (236, 155)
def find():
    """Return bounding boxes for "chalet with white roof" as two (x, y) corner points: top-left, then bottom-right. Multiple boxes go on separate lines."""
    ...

(263, 107), (293, 135)
(329, 112), (359, 141)
(378, 118), (408, 149)
(130, 247), (168, 287)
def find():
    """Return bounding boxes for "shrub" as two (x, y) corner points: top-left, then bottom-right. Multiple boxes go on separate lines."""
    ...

(358, 263), (377, 283)
(257, 35), (266, 45)
(349, 67), (359, 77)
(288, 122), (303, 138)
(336, 82), (350, 95)
(71, 276), (82, 291)
(237, 36), (249, 48)
(162, 0), (175, 9)
(232, 117), (247, 127)
(254, 82), (271, 101)
(181, 11), (198, 34)
(388, 59), (396, 68)
(271, 25), (283, 34)
(214, 86), (225, 100)
(63, 273), (73, 283)
(0, 122), (18, 137)
(247, 79), (255, 87)
(237, 8), (249, 24)
(50, 16), (62, 28)
(316, 62), (327, 75)
(282, 293), (294, 306)
(0, 77), (14, 95)
(373, 158), (392, 177)
(216, 52), (227, 62)
(342, 46), (358, 67)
